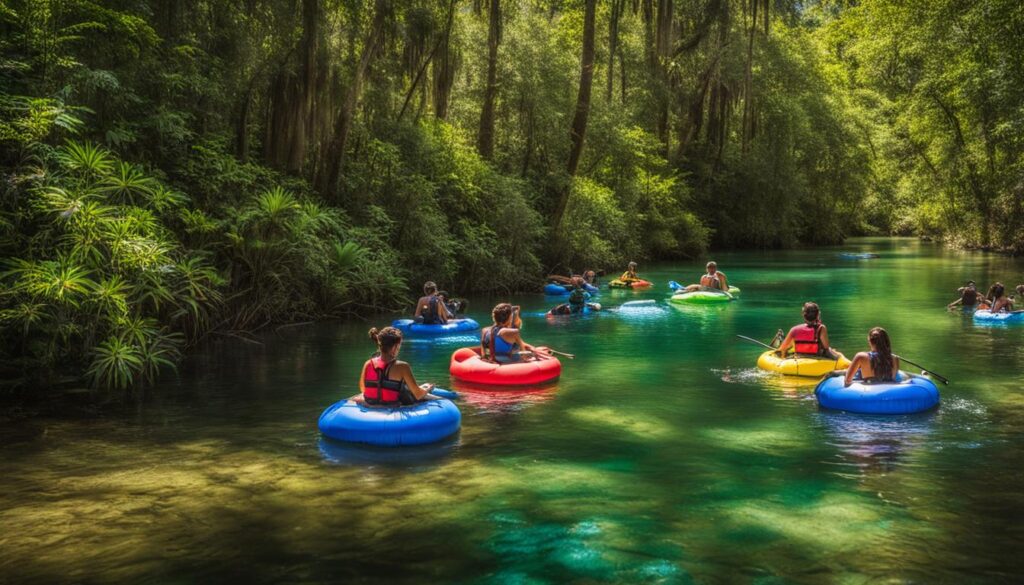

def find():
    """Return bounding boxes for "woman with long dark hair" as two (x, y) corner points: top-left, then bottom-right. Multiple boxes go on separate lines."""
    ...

(843, 327), (899, 387)
(359, 326), (438, 406)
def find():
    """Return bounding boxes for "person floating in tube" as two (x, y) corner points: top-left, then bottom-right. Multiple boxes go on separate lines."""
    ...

(549, 277), (601, 315)
(414, 281), (452, 325)
(772, 302), (846, 362)
(360, 327), (441, 406)
(839, 327), (899, 387)
(683, 261), (729, 293)
(947, 280), (983, 310)
(482, 303), (548, 363)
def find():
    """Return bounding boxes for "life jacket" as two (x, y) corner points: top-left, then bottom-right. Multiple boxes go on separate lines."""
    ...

(363, 356), (405, 406)
(421, 296), (441, 325)
(961, 287), (978, 306)
(482, 326), (518, 361)
(621, 270), (638, 281)
(790, 322), (825, 356)
(700, 273), (722, 289)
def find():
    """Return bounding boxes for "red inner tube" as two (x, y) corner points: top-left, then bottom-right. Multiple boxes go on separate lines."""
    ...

(449, 347), (562, 386)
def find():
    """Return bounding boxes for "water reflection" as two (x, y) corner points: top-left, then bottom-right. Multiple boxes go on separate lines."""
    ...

(318, 435), (460, 469)
(817, 411), (936, 475)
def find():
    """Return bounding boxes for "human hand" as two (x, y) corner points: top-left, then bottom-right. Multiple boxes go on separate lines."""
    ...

(421, 382), (435, 392)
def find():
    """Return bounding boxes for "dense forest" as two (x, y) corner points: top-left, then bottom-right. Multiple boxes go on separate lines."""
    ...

(1, 0), (1022, 392)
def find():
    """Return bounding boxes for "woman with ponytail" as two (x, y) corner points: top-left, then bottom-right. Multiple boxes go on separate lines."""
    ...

(843, 327), (899, 387)
(359, 326), (438, 406)
(775, 302), (844, 360)
(481, 303), (545, 363)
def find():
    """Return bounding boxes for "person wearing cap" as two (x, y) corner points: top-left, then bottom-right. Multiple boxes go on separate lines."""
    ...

(684, 261), (730, 293)
(413, 281), (452, 325)
(947, 280), (983, 310)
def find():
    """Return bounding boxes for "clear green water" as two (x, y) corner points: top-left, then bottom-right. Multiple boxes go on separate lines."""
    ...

(2, 238), (1023, 584)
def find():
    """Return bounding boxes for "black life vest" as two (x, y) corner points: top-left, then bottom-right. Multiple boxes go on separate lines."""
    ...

(422, 296), (440, 325)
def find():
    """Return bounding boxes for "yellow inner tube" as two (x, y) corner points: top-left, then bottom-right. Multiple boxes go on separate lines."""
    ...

(756, 350), (851, 377)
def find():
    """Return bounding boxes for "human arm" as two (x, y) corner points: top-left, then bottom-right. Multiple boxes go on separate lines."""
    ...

(718, 271), (729, 290)
(437, 299), (451, 323)
(819, 325), (831, 351)
(413, 297), (424, 318)
(394, 361), (433, 400)
(947, 298), (963, 309)
(844, 352), (868, 387)
(358, 360), (370, 395)
(776, 331), (795, 356)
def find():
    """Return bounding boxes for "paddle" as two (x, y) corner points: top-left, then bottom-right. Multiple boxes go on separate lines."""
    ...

(893, 355), (950, 385)
(542, 348), (576, 359)
(736, 334), (776, 351)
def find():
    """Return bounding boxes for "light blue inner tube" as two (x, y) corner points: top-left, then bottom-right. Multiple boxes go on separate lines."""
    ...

(545, 282), (598, 295)
(318, 398), (461, 446)
(974, 309), (1024, 324)
(838, 252), (879, 260)
(392, 318), (479, 337)
(814, 372), (939, 415)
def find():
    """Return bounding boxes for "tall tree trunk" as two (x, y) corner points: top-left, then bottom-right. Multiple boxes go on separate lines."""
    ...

(319, 0), (388, 196)
(551, 0), (597, 231)
(432, 3), (459, 119)
(400, 0), (456, 122)
(607, 0), (625, 102)
(477, 0), (502, 159)
(263, 0), (322, 173)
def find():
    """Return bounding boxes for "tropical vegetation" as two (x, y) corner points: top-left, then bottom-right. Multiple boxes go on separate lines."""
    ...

(1, 0), (1020, 393)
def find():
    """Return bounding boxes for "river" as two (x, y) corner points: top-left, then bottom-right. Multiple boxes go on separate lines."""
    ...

(1, 238), (1022, 584)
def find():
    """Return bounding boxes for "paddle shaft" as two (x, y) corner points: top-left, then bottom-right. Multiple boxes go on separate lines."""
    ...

(736, 334), (775, 350)
(893, 355), (950, 385)
(544, 348), (576, 359)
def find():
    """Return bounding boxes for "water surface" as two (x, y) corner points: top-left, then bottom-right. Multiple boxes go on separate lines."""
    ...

(2, 238), (1023, 584)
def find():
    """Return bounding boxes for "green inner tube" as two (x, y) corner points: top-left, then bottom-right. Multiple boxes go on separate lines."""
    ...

(670, 290), (734, 304)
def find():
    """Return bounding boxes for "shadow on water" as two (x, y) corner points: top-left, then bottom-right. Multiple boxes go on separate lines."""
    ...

(318, 434), (460, 469)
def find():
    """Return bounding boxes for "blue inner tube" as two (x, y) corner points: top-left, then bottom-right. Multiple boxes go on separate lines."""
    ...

(318, 398), (461, 446)
(545, 282), (599, 295)
(974, 309), (1024, 323)
(838, 252), (879, 260)
(814, 372), (939, 414)
(392, 318), (480, 337)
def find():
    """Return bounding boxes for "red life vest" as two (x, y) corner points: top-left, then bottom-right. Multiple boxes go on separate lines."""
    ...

(363, 356), (404, 405)
(790, 322), (824, 355)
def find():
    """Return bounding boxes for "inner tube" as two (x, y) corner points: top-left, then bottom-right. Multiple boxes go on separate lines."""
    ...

(814, 372), (940, 414)
(544, 282), (599, 295)
(668, 281), (740, 296)
(973, 309), (1024, 324)
(392, 318), (480, 337)
(609, 279), (652, 289)
(757, 350), (851, 377)
(318, 396), (461, 446)
(449, 346), (561, 386)
(838, 252), (879, 260)
(669, 290), (733, 304)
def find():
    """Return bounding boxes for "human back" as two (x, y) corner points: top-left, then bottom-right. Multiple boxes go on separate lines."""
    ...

(844, 327), (899, 387)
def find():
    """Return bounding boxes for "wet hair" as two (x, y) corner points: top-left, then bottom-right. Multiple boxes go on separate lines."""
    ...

(584, 270), (595, 281)
(965, 280), (976, 286)
(707, 261), (717, 270)
(492, 303), (514, 325)
(988, 282), (1005, 300)
(802, 302), (820, 323)
(424, 281), (437, 295)
(369, 326), (403, 359)
(868, 327), (895, 381)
